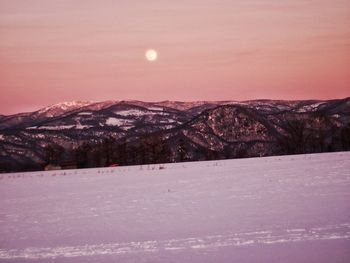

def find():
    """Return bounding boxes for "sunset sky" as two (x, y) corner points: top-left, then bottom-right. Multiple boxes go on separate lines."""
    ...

(0, 0), (349, 114)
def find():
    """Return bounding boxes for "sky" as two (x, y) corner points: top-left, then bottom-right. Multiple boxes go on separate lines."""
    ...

(0, 0), (349, 115)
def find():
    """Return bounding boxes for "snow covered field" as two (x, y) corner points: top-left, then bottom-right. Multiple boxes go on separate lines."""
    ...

(0, 152), (350, 262)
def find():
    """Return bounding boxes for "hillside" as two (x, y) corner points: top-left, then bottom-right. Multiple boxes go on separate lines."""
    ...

(0, 152), (349, 262)
(0, 98), (350, 172)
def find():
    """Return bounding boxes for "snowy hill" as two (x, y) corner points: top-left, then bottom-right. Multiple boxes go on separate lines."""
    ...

(0, 152), (349, 262)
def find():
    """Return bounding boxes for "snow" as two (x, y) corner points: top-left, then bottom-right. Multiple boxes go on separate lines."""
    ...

(115, 109), (147, 117)
(115, 109), (168, 117)
(27, 124), (92, 130)
(0, 134), (4, 140)
(0, 152), (349, 262)
(148, 107), (164, 111)
(105, 117), (124, 126)
(106, 118), (134, 130)
(75, 124), (93, 129)
(32, 134), (45, 139)
(37, 101), (92, 117)
(296, 102), (325, 113)
(37, 125), (75, 130)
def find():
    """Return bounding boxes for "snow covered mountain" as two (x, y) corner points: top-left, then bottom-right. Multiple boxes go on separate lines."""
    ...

(34, 101), (93, 118)
(0, 98), (349, 172)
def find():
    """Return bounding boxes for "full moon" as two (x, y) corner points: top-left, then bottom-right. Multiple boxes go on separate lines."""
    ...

(145, 49), (158, 62)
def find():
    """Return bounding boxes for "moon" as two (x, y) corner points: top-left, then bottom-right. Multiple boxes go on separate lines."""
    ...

(145, 49), (158, 62)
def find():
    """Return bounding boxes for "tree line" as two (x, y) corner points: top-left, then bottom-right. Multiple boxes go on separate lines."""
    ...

(41, 117), (350, 170)
(43, 134), (183, 169)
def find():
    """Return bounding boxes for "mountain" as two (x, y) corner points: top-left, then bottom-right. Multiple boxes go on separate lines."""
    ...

(0, 98), (349, 172)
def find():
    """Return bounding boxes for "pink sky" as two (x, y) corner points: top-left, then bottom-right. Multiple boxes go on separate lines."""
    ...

(0, 0), (349, 115)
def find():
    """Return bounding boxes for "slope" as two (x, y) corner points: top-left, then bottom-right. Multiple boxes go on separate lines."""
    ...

(0, 152), (349, 262)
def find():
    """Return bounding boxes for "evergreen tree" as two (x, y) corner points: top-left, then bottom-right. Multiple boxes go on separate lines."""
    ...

(44, 144), (64, 165)
(101, 136), (116, 166)
(74, 143), (91, 168)
(177, 138), (187, 162)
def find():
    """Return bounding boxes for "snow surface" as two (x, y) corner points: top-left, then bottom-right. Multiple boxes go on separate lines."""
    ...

(77, 112), (92, 116)
(296, 102), (325, 113)
(115, 109), (149, 117)
(105, 117), (124, 126)
(36, 101), (91, 117)
(147, 107), (164, 111)
(0, 152), (349, 262)
(115, 109), (168, 117)
(105, 118), (133, 130)
(27, 125), (92, 130)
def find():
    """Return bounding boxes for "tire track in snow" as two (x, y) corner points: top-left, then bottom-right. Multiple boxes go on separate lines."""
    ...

(1, 223), (349, 259)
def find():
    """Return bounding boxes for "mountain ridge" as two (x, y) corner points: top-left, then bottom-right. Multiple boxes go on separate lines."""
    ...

(2, 97), (341, 117)
(0, 98), (349, 172)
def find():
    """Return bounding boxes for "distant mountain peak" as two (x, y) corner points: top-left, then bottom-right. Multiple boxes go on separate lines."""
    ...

(36, 101), (93, 117)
